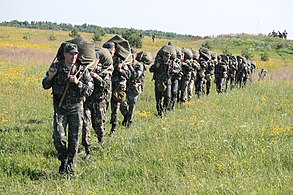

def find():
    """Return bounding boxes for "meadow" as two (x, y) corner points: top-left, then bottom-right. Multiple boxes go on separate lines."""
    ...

(0, 26), (292, 194)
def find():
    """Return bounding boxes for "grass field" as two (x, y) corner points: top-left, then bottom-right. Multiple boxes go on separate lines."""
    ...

(0, 26), (292, 194)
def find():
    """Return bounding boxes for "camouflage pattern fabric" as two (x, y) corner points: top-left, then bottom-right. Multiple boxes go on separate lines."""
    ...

(42, 60), (94, 168)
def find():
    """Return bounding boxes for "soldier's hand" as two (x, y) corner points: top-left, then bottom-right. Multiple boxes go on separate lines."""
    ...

(90, 72), (101, 80)
(48, 67), (57, 80)
(118, 62), (123, 69)
(68, 75), (78, 85)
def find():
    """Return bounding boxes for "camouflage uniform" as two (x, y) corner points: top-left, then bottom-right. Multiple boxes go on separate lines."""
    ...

(120, 59), (144, 127)
(169, 57), (182, 109)
(235, 56), (248, 88)
(42, 43), (94, 174)
(82, 48), (113, 154)
(226, 55), (237, 90)
(150, 53), (172, 117)
(215, 55), (228, 93)
(195, 48), (211, 97)
(179, 59), (193, 102)
(110, 57), (131, 134)
(179, 48), (194, 102)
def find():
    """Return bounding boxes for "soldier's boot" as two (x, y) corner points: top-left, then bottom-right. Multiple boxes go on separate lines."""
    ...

(84, 146), (91, 161)
(59, 159), (68, 175)
(126, 121), (132, 128)
(110, 124), (117, 137)
(66, 163), (75, 178)
(122, 116), (127, 126)
(98, 136), (104, 147)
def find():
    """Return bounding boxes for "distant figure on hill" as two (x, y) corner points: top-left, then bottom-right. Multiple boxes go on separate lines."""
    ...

(152, 35), (156, 42)
(258, 68), (268, 81)
(282, 30), (288, 39)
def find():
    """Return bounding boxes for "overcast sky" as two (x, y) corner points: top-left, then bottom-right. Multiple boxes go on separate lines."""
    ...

(1, 0), (292, 39)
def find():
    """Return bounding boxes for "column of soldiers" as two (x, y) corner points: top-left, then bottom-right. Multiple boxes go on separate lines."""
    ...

(43, 38), (257, 177)
(149, 43), (257, 117)
(43, 37), (152, 176)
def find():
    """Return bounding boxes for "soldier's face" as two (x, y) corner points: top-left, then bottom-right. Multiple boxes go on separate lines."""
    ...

(64, 52), (78, 65)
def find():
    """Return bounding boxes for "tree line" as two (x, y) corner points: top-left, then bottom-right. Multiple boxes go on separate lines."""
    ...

(0, 20), (195, 40)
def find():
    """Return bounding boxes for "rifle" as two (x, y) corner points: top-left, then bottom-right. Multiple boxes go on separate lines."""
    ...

(58, 60), (97, 107)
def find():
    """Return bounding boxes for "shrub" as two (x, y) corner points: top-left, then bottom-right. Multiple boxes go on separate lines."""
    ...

(202, 41), (212, 50)
(260, 51), (270, 61)
(122, 28), (142, 48)
(69, 28), (79, 37)
(48, 33), (56, 41)
(22, 32), (31, 40)
(241, 48), (254, 60)
(92, 27), (106, 42)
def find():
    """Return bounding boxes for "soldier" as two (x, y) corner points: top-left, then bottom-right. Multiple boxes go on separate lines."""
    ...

(169, 47), (183, 109)
(109, 53), (131, 136)
(42, 43), (94, 176)
(196, 47), (210, 97)
(82, 48), (114, 160)
(235, 56), (248, 88)
(120, 48), (144, 127)
(282, 30), (288, 39)
(214, 54), (228, 93)
(179, 48), (193, 103)
(149, 50), (172, 117)
(226, 55), (237, 90)
(136, 51), (153, 92)
(258, 68), (268, 81)
(205, 51), (216, 95)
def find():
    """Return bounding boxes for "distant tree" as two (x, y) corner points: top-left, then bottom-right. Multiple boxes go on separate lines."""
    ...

(92, 27), (106, 42)
(122, 28), (142, 48)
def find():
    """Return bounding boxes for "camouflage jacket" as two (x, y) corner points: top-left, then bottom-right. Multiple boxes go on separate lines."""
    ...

(149, 58), (171, 83)
(42, 60), (94, 104)
(127, 61), (144, 90)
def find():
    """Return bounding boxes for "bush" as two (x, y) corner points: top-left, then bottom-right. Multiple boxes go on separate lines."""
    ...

(260, 51), (270, 61)
(122, 28), (142, 48)
(92, 27), (106, 42)
(48, 33), (56, 41)
(22, 32), (31, 40)
(241, 48), (254, 60)
(202, 41), (212, 50)
(69, 28), (79, 37)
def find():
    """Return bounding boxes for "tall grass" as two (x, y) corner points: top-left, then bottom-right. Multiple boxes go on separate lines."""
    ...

(0, 27), (292, 194)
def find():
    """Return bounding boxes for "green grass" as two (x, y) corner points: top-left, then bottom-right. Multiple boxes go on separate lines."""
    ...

(0, 26), (292, 194)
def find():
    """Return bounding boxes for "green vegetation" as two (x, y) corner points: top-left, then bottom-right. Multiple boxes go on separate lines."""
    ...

(0, 26), (292, 194)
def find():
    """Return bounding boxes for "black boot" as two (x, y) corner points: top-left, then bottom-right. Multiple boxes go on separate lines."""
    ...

(59, 159), (68, 175)
(122, 116), (127, 126)
(98, 137), (104, 147)
(126, 121), (132, 128)
(84, 146), (91, 161)
(110, 124), (117, 137)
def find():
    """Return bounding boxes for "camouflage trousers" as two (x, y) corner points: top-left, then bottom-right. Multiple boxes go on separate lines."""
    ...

(110, 98), (121, 125)
(196, 77), (205, 97)
(215, 76), (226, 93)
(179, 78), (190, 103)
(155, 81), (171, 116)
(205, 74), (212, 95)
(120, 88), (140, 123)
(170, 78), (179, 110)
(53, 101), (83, 166)
(82, 99), (108, 147)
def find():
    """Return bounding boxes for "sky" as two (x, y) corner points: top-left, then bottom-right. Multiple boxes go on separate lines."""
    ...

(1, 0), (292, 39)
